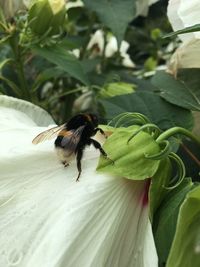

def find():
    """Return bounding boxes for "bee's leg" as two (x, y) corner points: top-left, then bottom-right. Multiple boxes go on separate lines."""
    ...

(89, 139), (114, 165)
(62, 161), (69, 168)
(76, 149), (83, 182)
(89, 139), (107, 157)
(94, 128), (107, 138)
(64, 163), (69, 168)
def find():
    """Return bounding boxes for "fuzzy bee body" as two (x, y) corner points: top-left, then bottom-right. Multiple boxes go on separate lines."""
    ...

(32, 113), (108, 181)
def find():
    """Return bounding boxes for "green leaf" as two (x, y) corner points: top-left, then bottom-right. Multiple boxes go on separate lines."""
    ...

(164, 24), (200, 38)
(149, 158), (172, 221)
(100, 91), (194, 130)
(152, 71), (200, 111)
(0, 6), (7, 32)
(166, 184), (200, 267)
(153, 178), (194, 266)
(0, 75), (21, 97)
(97, 125), (161, 180)
(32, 45), (89, 85)
(32, 67), (65, 91)
(82, 0), (136, 44)
(0, 59), (13, 72)
(99, 82), (135, 99)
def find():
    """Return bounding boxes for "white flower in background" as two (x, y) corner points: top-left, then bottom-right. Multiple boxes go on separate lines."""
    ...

(0, 95), (158, 267)
(136, 0), (160, 17)
(87, 29), (105, 56)
(120, 40), (136, 68)
(66, 0), (84, 10)
(167, 0), (200, 73)
(87, 30), (135, 68)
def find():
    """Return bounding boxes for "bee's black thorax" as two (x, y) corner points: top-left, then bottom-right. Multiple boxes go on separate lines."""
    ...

(54, 136), (63, 148)
(54, 113), (98, 150)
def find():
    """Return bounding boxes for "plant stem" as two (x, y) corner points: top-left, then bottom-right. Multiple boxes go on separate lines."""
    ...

(17, 56), (30, 100)
(9, 34), (30, 100)
(156, 127), (200, 147)
(49, 88), (83, 101)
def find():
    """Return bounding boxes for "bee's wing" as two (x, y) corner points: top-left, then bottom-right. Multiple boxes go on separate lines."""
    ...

(61, 125), (85, 151)
(32, 124), (66, 144)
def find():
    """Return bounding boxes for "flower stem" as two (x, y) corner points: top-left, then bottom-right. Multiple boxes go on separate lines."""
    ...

(9, 34), (31, 100)
(156, 127), (200, 147)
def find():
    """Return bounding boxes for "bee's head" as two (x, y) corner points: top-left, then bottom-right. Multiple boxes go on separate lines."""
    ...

(89, 113), (99, 127)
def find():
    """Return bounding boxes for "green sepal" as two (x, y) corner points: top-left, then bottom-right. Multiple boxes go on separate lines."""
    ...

(149, 158), (172, 221)
(50, 7), (66, 35)
(28, 0), (52, 35)
(166, 184), (200, 267)
(97, 125), (161, 180)
(154, 178), (194, 266)
(28, 0), (66, 36)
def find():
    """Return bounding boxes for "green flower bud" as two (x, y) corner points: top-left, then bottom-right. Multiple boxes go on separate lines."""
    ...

(28, 0), (66, 36)
(97, 125), (161, 180)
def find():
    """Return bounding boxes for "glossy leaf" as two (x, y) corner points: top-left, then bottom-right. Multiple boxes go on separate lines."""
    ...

(166, 184), (200, 267)
(152, 71), (200, 111)
(100, 91), (194, 130)
(153, 178), (194, 266)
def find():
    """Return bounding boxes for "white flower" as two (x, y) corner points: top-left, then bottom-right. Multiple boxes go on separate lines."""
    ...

(66, 0), (84, 10)
(167, 0), (200, 74)
(136, 0), (160, 17)
(168, 0), (200, 41)
(87, 30), (135, 68)
(0, 95), (158, 267)
(120, 41), (136, 68)
(87, 29), (105, 55)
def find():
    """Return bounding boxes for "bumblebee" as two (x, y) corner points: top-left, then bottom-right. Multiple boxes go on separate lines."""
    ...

(32, 113), (109, 181)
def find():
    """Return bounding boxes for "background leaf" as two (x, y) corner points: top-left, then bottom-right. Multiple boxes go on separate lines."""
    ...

(32, 45), (89, 85)
(82, 0), (136, 44)
(152, 71), (200, 111)
(100, 91), (194, 130)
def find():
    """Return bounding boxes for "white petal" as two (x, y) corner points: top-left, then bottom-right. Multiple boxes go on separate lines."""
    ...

(122, 55), (136, 68)
(168, 38), (200, 74)
(178, 0), (200, 39)
(136, 0), (160, 17)
(87, 30), (104, 55)
(0, 95), (54, 127)
(105, 36), (118, 58)
(120, 40), (130, 55)
(0, 98), (158, 267)
(119, 41), (135, 68)
(167, 0), (200, 41)
(66, 0), (84, 10)
(71, 48), (80, 58)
